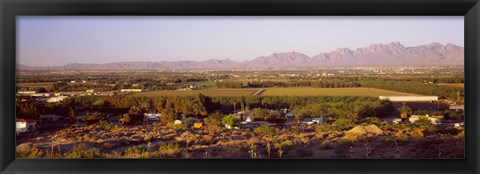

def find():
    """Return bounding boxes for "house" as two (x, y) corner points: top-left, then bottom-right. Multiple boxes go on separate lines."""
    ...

(16, 119), (37, 134)
(39, 114), (65, 121)
(285, 111), (294, 118)
(86, 89), (95, 93)
(312, 118), (323, 124)
(47, 96), (68, 103)
(449, 105), (464, 112)
(379, 96), (438, 102)
(144, 113), (160, 121)
(120, 89), (143, 93)
(300, 118), (323, 125)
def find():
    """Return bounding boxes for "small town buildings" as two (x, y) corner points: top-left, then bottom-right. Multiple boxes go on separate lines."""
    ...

(379, 96), (438, 102)
(39, 114), (65, 121)
(86, 89), (95, 93)
(17, 91), (37, 95)
(16, 119), (37, 134)
(449, 105), (464, 112)
(96, 91), (116, 96)
(120, 89), (143, 93)
(454, 122), (464, 128)
(47, 96), (69, 103)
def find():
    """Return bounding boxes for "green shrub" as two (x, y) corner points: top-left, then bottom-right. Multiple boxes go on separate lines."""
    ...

(315, 124), (332, 133)
(158, 143), (182, 158)
(64, 144), (102, 158)
(332, 119), (355, 130)
(254, 125), (276, 137)
(221, 115), (240, 127)
(361, 117), (382, 125)
(414, 116), (432, 125)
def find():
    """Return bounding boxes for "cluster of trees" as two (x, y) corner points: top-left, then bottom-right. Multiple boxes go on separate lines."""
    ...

(52, 82), (117, 92)
(217, 79), (361, 89)
(292, 98), (395, 121)
(20, 93), (399, 124)
(216, 81), (244, 88)
(288, 80), (361, 88)
(59, 95), (396, 121)
(359, 80), (464, 100)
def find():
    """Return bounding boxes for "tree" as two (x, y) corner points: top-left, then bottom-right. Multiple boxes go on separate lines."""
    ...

(249, 108), (267, 119)
(121, 114), (131, 124)
(254, 126), (276, 137)
(221, 115), (240, 128)
(398, 106), (412, 119)
(85, 112), (102, 123)
(160, 109), (177, 123)
(204, 111), (223, 135)
(274, 139), (293, 158)
(69, 107), (76, 123)
(414, 116), (432, 125)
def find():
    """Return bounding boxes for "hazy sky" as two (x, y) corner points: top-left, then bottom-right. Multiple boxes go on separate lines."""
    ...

(17, 16), (464, 66)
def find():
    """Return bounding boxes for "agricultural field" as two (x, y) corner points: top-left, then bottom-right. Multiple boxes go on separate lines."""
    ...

(16, 82), (54, 88)
(445, 83), (464, 88)
(129, 88), (260, 97)
(261, 87), (414, 97)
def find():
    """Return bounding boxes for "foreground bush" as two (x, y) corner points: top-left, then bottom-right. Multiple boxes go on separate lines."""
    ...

(333, 119), (356, 130)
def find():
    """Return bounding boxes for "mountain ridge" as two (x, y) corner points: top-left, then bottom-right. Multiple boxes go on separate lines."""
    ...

(18, 42), (464, 70)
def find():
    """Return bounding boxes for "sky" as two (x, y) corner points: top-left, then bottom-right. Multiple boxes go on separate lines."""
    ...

(17, 16), (464, 66)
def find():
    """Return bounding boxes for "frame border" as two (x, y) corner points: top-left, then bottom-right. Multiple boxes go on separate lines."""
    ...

(1, 0), (479, 173)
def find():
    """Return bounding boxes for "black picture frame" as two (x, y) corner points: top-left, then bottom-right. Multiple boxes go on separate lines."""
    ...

(1, 0), (479, 173)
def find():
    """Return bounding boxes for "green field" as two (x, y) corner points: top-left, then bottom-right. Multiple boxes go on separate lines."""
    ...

(130, 87), (413, 97)
(260, 87), (414, 97)
(16, 82), (54, 88)
(130, 88), (260, 97)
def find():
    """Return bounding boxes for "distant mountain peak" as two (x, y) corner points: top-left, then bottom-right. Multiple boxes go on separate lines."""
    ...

(18, 42), (464, 70)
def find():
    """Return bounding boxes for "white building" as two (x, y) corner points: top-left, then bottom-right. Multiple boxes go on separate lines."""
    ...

(120, 89), (143, 93)
(16, 119), (37, 134)
(379, 96), (438, 102)
(31, 93), (50, 97)
(449, 105), (464, 112)
(47, 96), (69, 103)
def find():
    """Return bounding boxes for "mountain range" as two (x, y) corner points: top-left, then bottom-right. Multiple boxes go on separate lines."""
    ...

(17, 42), (464, 70)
